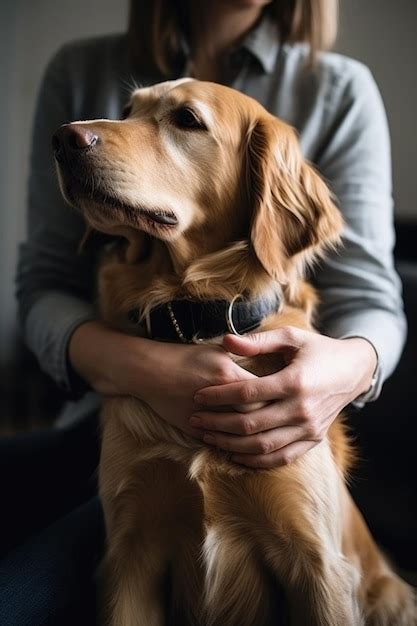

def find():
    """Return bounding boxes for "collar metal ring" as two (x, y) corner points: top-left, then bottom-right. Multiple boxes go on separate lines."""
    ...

(226, 293), (243, 336)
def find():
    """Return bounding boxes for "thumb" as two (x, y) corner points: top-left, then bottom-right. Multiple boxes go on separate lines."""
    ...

(223, 327), (302, 357)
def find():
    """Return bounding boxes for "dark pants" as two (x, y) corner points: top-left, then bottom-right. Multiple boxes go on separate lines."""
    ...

(0, 416), (104, 626)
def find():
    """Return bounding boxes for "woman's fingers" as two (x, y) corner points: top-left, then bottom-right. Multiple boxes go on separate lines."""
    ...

(231, 439), (317, 469)
(194, 329), (307, 407)
(190, 400), (293, 435)
(202, 426), (303, 455)
(222, 327), (302, 357)
(194, 370), (292, 406)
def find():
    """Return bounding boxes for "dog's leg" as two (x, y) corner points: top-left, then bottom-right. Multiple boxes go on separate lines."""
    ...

(283, 552), (362, 626)
(343, 493), (416, 626)
(98, 414), (204, 626)
(99, 536), (166, 626)
(195, 441), (363, 626)
(200, 523), (284, 626)
(258, 442), (364, 626)
(99, 419), (168, 626)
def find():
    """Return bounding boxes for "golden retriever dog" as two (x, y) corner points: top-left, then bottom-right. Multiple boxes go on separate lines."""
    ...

(53, 78), (416, 625)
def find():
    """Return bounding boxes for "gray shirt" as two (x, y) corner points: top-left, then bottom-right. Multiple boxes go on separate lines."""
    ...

(16, 16), (405, 418)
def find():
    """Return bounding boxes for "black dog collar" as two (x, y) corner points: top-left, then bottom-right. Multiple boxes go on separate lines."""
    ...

(128, 295), (281, 343)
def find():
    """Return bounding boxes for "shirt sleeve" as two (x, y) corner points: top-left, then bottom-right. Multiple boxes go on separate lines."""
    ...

(16, 46), (97, 392)
(314, 62), (406, 402)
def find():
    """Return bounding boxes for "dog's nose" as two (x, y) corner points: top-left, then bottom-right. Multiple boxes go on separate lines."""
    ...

(52, 124), (98, 160)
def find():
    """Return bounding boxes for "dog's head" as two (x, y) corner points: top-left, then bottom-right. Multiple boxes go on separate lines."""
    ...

(53, 79), (342, 283)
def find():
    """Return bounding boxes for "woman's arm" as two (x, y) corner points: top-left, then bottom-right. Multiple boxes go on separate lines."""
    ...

(16, 46), (97, 392)
(313, 61), (406, 401)
(69, 321), (255, 437)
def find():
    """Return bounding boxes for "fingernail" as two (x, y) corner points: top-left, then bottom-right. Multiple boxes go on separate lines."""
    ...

(189, 416), (202, 427)
(203, 433), (216, 444)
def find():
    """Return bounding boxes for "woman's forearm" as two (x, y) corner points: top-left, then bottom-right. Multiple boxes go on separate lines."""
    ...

(68, 320), (153, 397)
(68, 321), (256, 438)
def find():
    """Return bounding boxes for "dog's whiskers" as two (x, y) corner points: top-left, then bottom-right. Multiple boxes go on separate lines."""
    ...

(120, 75), (142, 95)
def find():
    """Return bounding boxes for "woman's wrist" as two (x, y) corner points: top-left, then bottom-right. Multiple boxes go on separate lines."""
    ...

(341, 337), (378, 401)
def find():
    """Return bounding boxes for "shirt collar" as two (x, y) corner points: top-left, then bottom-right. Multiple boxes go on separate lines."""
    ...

(240, 13), (280, 74)
(180, 13), (280, 76)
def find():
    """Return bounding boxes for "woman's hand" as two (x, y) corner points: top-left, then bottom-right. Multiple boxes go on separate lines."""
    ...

(190, 327), (377, 468)
(69, 321), (255, 438)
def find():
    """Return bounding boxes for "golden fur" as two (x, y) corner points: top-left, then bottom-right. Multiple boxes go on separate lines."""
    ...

(55, 78), (416, 625)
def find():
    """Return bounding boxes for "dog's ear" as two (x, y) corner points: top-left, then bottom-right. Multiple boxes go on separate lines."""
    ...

(245, 117), (343, 282)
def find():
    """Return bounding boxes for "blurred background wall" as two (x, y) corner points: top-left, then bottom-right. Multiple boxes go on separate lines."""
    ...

(0, 0), (416, 420)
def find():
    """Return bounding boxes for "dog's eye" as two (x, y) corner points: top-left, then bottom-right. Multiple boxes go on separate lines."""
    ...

(122, 103), (132, 119)
(171, 107), (207, 131)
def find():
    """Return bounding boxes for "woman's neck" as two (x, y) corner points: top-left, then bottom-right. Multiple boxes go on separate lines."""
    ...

(187, 3), (265, 81)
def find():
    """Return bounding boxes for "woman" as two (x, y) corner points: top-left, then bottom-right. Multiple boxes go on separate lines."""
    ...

(6, 0), (404, 622)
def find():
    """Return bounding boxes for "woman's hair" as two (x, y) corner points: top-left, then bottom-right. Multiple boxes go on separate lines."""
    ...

(127, 0), (339, 76)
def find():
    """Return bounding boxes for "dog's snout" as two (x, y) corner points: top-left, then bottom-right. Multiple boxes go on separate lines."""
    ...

(52, 124), (98, 160)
